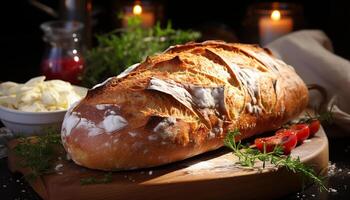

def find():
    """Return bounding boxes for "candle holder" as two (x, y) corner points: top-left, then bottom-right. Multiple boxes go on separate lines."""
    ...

(121, 1), (163, 28)
(242, 2), (304, 46)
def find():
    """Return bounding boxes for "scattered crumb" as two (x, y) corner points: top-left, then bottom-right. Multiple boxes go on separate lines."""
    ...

(143, 149), (149, 154)
(328, 162), (337, 176)
(338, 168), (343, 172)
(311, 194), (315, 197)
(128, 132), (137, 137)
(329, 188), (337, 193)
(148, 170), (153, 175)
(16, 179), (20, 183)
(55, 163), (64, 171)
(21, 189), (26, 193)
(2, 184), (7, 188)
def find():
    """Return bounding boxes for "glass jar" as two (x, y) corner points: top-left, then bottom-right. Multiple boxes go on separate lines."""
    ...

(40, 21), (85, 85)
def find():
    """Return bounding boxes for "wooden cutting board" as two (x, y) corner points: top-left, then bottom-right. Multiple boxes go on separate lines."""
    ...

(7, 127), (328, 200)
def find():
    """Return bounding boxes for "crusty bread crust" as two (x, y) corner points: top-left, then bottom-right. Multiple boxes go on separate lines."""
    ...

(61, 41), (308, 170)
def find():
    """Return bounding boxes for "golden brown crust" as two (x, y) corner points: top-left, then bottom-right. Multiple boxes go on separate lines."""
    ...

(61, 41), (308, 170)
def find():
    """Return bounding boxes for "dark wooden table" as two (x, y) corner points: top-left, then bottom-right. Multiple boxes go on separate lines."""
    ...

(1, 125), (349, 200)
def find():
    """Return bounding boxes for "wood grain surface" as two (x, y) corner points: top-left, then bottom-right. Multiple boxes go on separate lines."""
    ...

(7, 127), (328, 200)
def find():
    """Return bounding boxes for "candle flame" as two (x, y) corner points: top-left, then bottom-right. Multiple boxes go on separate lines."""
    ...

(133, 4), (142, 15)
(271, 10), (281, 21)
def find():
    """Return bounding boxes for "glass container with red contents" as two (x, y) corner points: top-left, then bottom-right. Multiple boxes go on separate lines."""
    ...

(40, 21), (84, 85)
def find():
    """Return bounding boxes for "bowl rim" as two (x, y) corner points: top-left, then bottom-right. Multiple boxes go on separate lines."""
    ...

(0, 105), (67, 115)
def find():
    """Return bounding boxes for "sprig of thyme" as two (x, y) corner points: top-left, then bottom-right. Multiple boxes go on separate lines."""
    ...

(13, 131), (62, 180)
(224, 129), (327, 191)
(80, 172), (113, 185)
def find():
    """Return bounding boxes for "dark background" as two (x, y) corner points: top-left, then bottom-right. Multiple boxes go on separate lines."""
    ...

(1, 1), (350, 199)
(1, 0), (349, 82)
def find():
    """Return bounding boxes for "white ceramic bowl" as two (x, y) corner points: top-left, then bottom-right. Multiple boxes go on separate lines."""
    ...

(0, 86), (87, 136)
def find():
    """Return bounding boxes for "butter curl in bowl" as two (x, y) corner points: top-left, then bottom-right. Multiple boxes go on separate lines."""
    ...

(0, 76), (87, 136)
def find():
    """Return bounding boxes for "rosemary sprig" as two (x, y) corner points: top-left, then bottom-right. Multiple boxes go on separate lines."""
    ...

(282, 106), (334, 129)
(297, 105), (334, 125)
(224, 129), (327, 191)
(13, 131), (62, 180)
(80, 172), (113, 185)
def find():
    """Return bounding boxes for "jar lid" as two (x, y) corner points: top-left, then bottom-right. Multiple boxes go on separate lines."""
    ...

(41, 20), (84, 40)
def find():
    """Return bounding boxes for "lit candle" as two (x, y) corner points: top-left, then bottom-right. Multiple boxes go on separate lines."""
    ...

(259, 10), (293, 46)
(122, 2), (155, 28)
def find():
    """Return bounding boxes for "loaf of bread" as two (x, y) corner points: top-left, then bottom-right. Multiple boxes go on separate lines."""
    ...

(61, 41), (308, 170)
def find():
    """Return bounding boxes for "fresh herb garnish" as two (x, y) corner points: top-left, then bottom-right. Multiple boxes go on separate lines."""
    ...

(224, 129), (327, 191)
(80, 172), (113, 185)
(82, 16), (201, 87)
(298, 105), (334, 125)
(13, 131), (62, 180)
(13, 131), (113, 185)
(282, 107), (334, 129)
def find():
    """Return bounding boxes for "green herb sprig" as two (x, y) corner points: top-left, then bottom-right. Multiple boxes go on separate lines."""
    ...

(80, 172), (113, 185)
(82, 16), (201, 87)
(13, 131), (62, 180)
(303, 105), (334, 125)
(224, 129), (327, 191)
(13, 131), (114, 185)
(282, 107), (334, 129)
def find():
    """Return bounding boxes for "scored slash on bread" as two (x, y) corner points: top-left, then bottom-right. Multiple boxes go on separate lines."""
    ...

(61, 41), (308, 170)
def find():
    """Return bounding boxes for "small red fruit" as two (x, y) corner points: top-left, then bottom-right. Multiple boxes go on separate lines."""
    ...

(308, 120), (321, 137)
(277, 124), (310, 144)
(255, 130), (297, 155)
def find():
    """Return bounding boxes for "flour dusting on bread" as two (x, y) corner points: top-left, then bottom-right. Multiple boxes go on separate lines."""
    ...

(61, 41), (308, 170)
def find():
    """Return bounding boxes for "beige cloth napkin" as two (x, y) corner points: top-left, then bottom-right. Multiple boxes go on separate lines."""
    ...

(267, 30), (350, 131)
